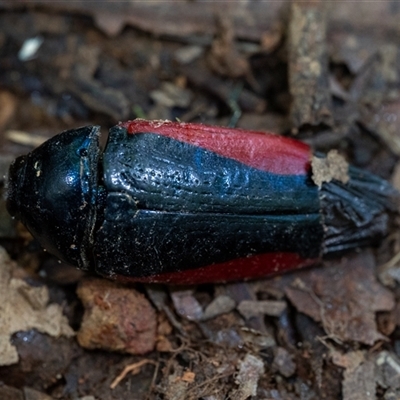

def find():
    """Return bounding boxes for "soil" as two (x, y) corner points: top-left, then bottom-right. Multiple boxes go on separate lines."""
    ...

(0, 2), (400, 399)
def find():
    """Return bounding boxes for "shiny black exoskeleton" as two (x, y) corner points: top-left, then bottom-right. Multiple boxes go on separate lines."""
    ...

(7, 126), (101, 270)
(7, 124), (323, 281)
(7, 122), (398, 284)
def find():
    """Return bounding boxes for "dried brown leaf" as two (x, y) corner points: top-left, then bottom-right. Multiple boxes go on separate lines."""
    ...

(286, 251), (394, 345)
(331, 350), (376, 400)
(0, 247), (74, 366)
(230, 354), (264, 400)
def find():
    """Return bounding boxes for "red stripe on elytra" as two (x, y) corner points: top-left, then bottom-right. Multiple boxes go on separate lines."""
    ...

(119, 120), (311, 175)
(112, 252), (319, 285)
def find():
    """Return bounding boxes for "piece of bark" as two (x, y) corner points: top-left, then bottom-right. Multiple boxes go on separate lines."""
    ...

(237, 300), (286, 319)
(0, 0), (284, 42)
(288, 0), (333, 128)
(3, 1), (400, 43)
(202, 295), (236, 321)
(77, 278), (157, 355)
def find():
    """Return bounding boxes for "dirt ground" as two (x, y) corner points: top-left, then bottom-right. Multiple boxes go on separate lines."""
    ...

(0, 1), (400, 399)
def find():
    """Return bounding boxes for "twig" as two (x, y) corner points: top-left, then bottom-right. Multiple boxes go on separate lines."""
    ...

(110, 359), (158, 389)
(288, 0), (333, 129)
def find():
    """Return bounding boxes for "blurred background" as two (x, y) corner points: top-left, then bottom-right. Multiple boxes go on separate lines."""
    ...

(0, 1), (400, 399)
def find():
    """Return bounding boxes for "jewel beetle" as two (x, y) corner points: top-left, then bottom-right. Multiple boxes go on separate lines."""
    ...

(6, 119), (398, 284)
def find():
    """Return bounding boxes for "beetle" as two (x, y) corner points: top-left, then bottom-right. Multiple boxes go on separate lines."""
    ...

(6, 119), (398, 284)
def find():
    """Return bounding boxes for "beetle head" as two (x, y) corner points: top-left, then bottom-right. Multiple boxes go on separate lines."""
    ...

(7, 126), (101, 270)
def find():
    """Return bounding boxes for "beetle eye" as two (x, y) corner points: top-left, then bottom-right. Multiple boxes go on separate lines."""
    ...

(78, 148), (88, 157)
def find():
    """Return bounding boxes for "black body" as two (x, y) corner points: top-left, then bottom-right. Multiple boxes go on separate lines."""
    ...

(6, 123), (398, 282)
(7, 125), (323, 279)
(96, 126), (322, 277)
